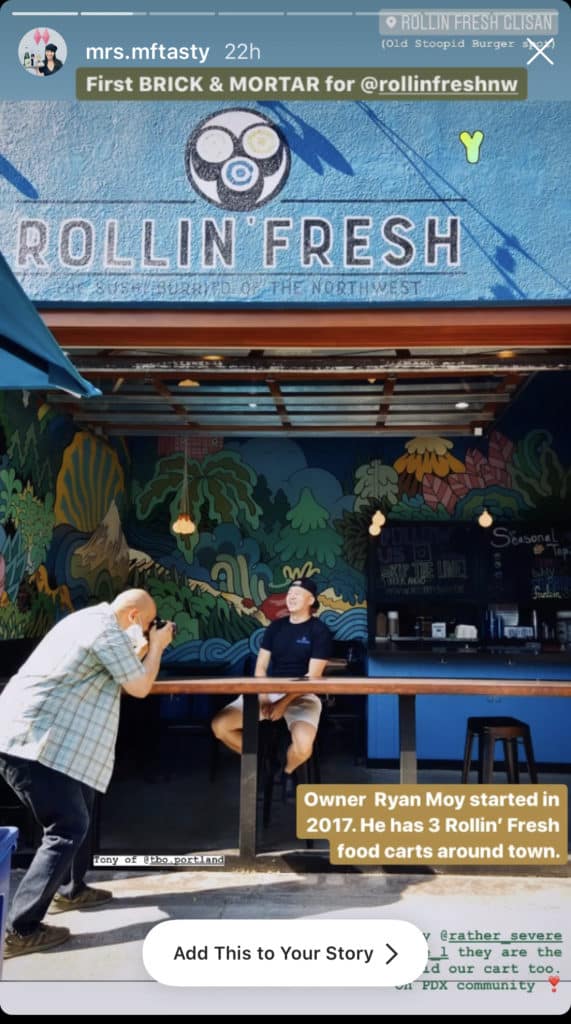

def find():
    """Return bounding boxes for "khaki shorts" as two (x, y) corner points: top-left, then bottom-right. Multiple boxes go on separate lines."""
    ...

(224, 693), (322, 730)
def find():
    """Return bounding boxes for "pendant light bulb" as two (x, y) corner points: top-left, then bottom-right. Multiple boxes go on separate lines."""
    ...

(478, 508), (493, 528)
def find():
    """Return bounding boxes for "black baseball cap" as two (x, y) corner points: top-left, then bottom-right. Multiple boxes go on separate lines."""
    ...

(288, 577), (319, 609)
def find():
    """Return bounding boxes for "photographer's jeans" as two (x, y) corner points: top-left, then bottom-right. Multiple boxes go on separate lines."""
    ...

(0, 753), (96, 935)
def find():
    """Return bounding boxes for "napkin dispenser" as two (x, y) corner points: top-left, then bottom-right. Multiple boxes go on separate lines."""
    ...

(455, 624), (478, 640)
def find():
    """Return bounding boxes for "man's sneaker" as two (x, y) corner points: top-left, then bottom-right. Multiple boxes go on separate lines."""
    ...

(48, 886), (113, 914)
(4, 924), (70, 959)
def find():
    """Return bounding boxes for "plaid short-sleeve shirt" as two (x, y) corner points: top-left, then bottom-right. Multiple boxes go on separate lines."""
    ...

(0, 603), (146, 792)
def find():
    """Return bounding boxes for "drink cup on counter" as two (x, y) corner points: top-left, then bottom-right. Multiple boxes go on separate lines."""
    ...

(388, 611), (399, 637)
(422, 617), (432, 638)
(556, 611), (571, 648)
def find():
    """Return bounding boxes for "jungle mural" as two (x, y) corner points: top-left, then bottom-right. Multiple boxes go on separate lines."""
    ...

(1, 377), (571, 670)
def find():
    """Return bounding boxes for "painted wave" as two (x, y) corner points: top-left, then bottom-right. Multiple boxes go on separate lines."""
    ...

(162, 608), (367, 672)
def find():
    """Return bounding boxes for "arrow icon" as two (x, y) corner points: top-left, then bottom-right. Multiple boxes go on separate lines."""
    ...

(385, 943), (398, 965)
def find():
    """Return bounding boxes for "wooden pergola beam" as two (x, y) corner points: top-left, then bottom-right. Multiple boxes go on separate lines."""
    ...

(40, 306), (571, 350)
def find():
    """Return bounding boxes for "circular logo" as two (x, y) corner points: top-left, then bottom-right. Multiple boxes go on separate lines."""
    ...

(18, 27), (67, 77)
(185, 108), (290, 211)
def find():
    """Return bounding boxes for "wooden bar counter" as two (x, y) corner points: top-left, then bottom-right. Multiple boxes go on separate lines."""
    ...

(151, 675), (571, 862)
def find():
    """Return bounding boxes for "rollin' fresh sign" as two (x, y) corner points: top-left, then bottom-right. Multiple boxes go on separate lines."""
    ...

(16, 213), (461, 272)
(14, 105), (460, 282)
(6, 94), (524, 303)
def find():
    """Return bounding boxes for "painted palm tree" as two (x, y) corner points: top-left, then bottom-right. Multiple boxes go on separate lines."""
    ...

(135, 449), (261, 560)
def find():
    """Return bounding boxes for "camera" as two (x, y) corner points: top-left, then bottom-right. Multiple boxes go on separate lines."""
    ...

(152, 616), (177, 638)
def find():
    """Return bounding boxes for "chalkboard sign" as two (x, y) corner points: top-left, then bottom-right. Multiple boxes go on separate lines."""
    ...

(369, 522), (485, 604)
(488, 526), (571, 602)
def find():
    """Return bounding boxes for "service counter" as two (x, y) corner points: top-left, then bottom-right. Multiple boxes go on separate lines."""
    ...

(367, 646), (571, 763)
(2, 659), (570, 864)
(150, 673), (571, 862)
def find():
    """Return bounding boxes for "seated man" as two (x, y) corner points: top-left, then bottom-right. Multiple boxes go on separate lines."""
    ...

(212, 578), (332, 789)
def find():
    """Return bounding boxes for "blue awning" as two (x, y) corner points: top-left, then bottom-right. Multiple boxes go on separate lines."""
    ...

(0, 250), (100, 398)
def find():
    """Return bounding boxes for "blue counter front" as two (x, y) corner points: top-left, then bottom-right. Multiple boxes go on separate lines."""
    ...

(367, 649), (571, 764)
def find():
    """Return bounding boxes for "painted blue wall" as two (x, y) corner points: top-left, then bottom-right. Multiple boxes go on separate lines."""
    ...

(368, 695), (571, 763)
(1, 99), (569, 305)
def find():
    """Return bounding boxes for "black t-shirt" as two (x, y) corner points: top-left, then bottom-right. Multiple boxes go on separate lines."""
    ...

(262, 615), (332, 678)
(38, 60), (63, 75)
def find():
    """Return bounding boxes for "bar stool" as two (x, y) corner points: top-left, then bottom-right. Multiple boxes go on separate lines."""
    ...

(259, 719), (288, 828)
(462, 717), (538, 783)
(259, 719), (320, 850)
(321, 639), (367, 765)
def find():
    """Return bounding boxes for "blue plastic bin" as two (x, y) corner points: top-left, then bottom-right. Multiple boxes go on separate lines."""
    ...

(0, 827), (19, 978)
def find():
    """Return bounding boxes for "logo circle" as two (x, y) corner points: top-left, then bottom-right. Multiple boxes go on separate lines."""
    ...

(185, 108), (290, 211)
(18, 27), (67, 77)
(222, 158), (259, 192)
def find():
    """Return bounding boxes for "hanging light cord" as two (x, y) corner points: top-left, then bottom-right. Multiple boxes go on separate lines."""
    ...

(180, 437), (189, 516)
(172, 437), (196, 535)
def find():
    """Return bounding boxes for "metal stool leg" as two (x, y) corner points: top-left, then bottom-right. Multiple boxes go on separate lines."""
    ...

(477, 732), (485, 784)
(208, 733), (220, 782)
(261, 722), (281, 827)
(481, 732), (496, 783)
(262, 766), (274, 828)
(462, 729), (475, 783)
(308, 739), (321, 784)
(291, 761), (314, 848)
(503, 739), (519, 783)
(521, 729), (538, 783)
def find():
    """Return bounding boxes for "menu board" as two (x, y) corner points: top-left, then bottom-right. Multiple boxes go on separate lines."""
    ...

(488, 526), (571, 602)
(369, 522), (485, 603)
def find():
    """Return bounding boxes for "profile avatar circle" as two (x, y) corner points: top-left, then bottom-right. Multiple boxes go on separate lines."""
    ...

(18, 27), (67, 76)
(185, 109), (290, 211)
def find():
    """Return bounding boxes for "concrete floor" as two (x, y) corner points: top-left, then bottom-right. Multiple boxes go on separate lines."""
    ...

(2, 725), (570, 1015)
(2, 867), (569, 1015)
